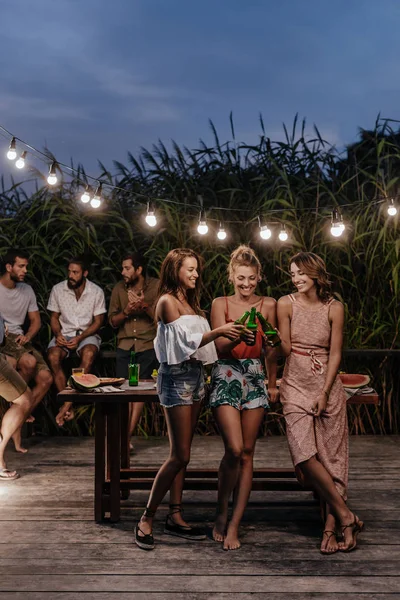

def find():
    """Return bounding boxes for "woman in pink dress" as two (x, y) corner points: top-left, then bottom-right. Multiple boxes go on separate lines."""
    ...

(277, 252), (363, 554)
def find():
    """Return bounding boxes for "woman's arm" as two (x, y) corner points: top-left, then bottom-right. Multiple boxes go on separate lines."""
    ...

(262, 298), (278, 399)
(312, 300), (344, 417)
(277, 296), (292, 357)
(211, 298), (243, 353)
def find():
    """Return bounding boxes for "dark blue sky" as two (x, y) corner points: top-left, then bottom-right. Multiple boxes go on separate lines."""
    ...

(1, 0), (399, 185)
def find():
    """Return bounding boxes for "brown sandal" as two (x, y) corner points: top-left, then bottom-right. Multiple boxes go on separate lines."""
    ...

(339, 515), (364, 552)
(320, 530), (339, 555)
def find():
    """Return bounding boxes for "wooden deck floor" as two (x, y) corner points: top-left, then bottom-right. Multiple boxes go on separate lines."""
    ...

(1, 435), (400, 599)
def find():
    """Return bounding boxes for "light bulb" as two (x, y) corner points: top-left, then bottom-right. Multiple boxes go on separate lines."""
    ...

(259, 225), (272, 240)
(217, 225), (227, 240)
(80, 189), (91, 203)
(330, 225), (343, 237)
(90, 196), (101, 209)
(7, 137), (17, 161)
(387, 199), (398, 216)
(197, 220), (208, 235)
(145, 207), (157, 227)
(15, 151), (27, 169)
(47, 162), (58, 185)
(278, 225), (288, 242)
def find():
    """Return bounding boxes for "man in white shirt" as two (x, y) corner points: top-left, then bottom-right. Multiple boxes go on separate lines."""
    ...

(0, 249), (53, 452)
(46, 257), (106, 426)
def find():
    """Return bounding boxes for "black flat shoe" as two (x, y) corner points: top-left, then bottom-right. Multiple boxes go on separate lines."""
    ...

(134, 522), (155, 550)
(164, 513), (206, 540)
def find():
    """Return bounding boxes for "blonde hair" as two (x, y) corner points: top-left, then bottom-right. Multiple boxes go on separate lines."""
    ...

(228, 245), (262, 283)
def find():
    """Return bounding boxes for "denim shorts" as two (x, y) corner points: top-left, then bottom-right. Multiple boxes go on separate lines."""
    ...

(157, 360), (205, 408)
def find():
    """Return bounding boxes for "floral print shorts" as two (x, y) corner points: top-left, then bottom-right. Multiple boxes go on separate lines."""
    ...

(157, 360), (205, 408)
(209, 358), (269, 411)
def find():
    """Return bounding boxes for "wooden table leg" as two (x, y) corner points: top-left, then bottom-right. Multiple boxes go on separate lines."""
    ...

(94, 402), (106, 522)
(120, 402), (130, 500)
(107, 402), (121, 522)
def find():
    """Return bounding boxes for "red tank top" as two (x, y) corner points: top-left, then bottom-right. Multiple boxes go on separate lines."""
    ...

(218, 297), (264, 360)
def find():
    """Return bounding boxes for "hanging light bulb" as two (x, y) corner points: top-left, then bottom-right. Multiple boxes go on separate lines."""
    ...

(217, 223), (227, 240)
(259, 224), (272, 240)
(47, 161), (58, 186)
(80, 185), (91, 203)
(278, 224), (288, 242)
(15, 151), (27, 169)
(197, 211), (208, 235)
(145, 203), (157, 227)
(90, 183), (103, 208)
(387, 198), (398, 216)
(7, 137), (17, 161)
(330, 208), (345, 237)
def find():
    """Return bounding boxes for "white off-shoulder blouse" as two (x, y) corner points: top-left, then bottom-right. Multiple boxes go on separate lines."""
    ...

(154, 315), (218, 365)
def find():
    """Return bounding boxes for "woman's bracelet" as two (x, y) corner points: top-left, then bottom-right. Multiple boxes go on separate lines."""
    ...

(323, 389), (330, 398)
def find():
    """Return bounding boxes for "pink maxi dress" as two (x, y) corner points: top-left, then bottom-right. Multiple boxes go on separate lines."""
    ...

(279, 294), (349, 499)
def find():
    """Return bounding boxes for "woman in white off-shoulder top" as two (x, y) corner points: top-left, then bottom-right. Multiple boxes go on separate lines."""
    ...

(134, 248), (244, 551)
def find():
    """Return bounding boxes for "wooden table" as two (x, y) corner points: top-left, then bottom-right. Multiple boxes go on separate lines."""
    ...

(58, 383), (379, 523)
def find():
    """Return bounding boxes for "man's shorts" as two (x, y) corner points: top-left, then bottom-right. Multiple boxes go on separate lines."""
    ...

(2, 333), (50, 374)
(157, 360), (205, 408)
(0, 353), (28, 402)
(47, 335), (101, 358)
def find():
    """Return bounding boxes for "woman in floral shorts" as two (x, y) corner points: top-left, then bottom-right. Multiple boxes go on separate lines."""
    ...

(209, 245), (278, 550)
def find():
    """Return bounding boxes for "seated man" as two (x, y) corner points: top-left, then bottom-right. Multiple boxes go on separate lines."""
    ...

(0, 249), (53, 452)
(47, 257), (106, 426)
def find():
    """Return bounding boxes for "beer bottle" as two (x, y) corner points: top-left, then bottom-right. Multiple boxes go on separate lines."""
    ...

(256, 312), (281, 347)
(245, 307), (258, 346)
(128, 345), (139, 386)
(234, 310), (250, 325)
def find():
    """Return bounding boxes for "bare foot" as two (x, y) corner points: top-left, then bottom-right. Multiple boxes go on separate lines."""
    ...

(26, 415), (35, 423)
(212, 513), (227, 542)
(56, 405), (75, 427)
(14, 444), (28, 454)
(320, 513), (339, 554)
(223, 524), (241, 551)
(338, 513), (364, 552)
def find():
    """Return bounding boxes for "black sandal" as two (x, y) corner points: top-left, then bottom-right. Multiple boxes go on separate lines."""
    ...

(134, 507), (155, 551)
(164, 504), (206, 541)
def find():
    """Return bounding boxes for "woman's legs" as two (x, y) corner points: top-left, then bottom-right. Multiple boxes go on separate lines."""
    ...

(224, 407), (264, 550)
(168, 400), (203, 527)
(299, 456), (357, 550)
(212, 406), (244, 542)
(138, 404), (195, 536)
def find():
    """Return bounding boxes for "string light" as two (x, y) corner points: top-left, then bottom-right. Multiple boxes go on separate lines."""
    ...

(197, 211), (208, 235)
(260, 224), (272, 240)
(47, 162), (58, 186)
(387, 198), (398, 217)
(145, 203), (157, 227)
(278, 224), (288, 242)
(15, 151), (27, 169)
(217, 223), (227, 240)
(90, 183), (103, 208)
(330, 208), (345, 237)
(80, 185), (91, 204)
(7, 137), (17, 160)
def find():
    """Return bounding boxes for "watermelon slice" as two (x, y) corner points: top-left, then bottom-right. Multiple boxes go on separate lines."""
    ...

(68, 374), (101, 391)
(339, 373), (370, 389)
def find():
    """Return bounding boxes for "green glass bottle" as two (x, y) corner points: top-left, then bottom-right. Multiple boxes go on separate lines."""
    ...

(234, 310), (250, 325)
(128, 346), (139, 386)
(245, 307), (258, 346)
(256, 312), (281, 347)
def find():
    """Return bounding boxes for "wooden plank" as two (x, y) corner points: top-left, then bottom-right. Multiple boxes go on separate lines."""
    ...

(0, 595), (398, 600)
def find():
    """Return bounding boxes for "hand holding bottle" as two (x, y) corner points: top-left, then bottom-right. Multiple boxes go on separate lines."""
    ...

(217, 322), (245, 341)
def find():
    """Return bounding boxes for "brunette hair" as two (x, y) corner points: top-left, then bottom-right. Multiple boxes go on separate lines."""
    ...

(1, 248), (29, 273)
(228, 245), (262, 283)
(121, 251), (147, 276)
(68, 256), (89, 273)
(157, 248), (204, 315)
(289, 252), (332, 302)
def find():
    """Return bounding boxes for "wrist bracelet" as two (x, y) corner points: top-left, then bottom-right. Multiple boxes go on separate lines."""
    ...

(323, 390), (329, 398)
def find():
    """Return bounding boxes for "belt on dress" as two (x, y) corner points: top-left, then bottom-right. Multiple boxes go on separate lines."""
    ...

(291, 348), (327, 375)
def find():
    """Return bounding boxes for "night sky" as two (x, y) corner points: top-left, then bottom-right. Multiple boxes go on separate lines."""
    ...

(1, 0), (400, 186)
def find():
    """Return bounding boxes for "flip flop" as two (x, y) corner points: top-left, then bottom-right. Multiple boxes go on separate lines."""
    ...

(0, 467), (20, 481)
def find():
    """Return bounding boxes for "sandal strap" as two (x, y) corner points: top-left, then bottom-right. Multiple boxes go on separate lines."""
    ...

(143, 506), (156, 518)
(168, 503), (183, 515)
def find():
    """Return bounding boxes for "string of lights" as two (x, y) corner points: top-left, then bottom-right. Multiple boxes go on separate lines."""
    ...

(1, 124), (398, 242)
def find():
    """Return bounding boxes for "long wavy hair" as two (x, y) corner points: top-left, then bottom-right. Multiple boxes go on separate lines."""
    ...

(227, 245), (262, 283)
(157, 248), (204, 315)
(289, 252), (333, 302)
